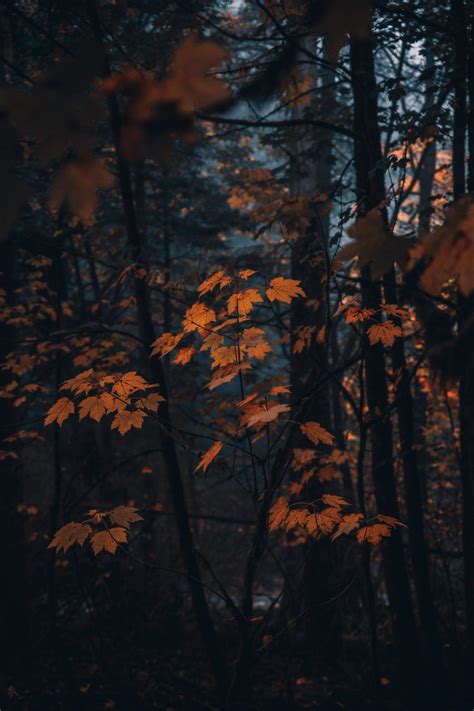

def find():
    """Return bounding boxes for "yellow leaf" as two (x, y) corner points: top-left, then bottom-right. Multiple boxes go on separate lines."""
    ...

(195, 441), (224, 474)
(108, 505), (143, 529)
(266, 277), (306, 304)
(367, 321), (402, 346)
(300, 421), (334, 446)
(44, 397), (75, 427)
(90, 527), (128, 555)
(48, 522), (92, 553)
(111, 409), (146, 436)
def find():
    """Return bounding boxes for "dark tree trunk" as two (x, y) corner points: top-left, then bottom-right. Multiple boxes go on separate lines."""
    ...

(86, 1), (228, 700)
(350, 34), (419, 687)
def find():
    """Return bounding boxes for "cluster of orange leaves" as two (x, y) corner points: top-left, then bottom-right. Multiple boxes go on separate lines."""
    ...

(49, 506), (143, 556)
(150, 270), (305, 391)
(44, 370), (163, 435)
(269, 495), (405, 545)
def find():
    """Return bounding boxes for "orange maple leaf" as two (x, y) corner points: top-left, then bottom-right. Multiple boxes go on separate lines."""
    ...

(357, 523), (392, 545)
(227, 288), (263, 316)
(90, 527), (128, 555)
(183, 303), (216, 333)
(78, 396), (107, 423)
(195, 441), (224, 474)
(300, 421), (334, 446)
(44, 397), (75, 427)
(48, 522), (92, 553)
(266, 277), (306, 304)
(107, 505), (143, 529)
(111, 409), (146, 436)
(367, 321), (402, 346)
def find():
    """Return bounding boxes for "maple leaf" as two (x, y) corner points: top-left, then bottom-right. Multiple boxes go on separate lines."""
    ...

(269, 497), (290, 531)
(78, 396), (107, 423)
(44, 397), (75, 427)
(409, 197), (474, 296)
(108, 505), (143, 529)
(293, 326), (315, 354)
(266, 277), (306, 304)
(48, 522), (92, 553)
(198, 270), (232, 295)
(111, 409), (146, 436)
(49, 155), (113, 225)
(173, 345), (197, 365)
(383, 304), (407, 319)
(90, 527), (128, 555)
(195, 441), (224, 474)
(239, 269), (256, 280)
(344, 306), (375, 323)
(227, 288), (263, 316)
(367, 321), (402, 346)
(321, 494), (349, 508)
(318, 464), (338, 482)
(112, 371), (152, 399)
(331, 513), (364, 540)
(270, 385), (290, 396)
(378, 514), (406, 528)
(246, 402), (290, 428)
(300, 421), (334, 446)
(286, 508), (310, 530)
(357, 523), (392, 545)
(206, 363), (252, 390)
(183, 302), (216, 333)
(246, 340), (272, 360)
(306, 507), (341, 536)
(291, 448), (317, 471)
(136, 392), (165, 412)
(338, 208), (409, 278)
(159, 32), (230, 114)
(150, 331), (184, 357)
(211, 345), (238, 368)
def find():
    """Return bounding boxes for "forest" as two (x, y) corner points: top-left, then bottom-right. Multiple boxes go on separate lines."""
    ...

(1, 0), (474, 709)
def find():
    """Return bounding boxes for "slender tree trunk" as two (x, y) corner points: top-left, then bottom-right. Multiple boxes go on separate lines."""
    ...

(86, 1), (227, 699)
(0, 15), (29, 698)
(459, 1), (474, 653)
(350, 33), (419, 687)
(418, 40), (437, 237)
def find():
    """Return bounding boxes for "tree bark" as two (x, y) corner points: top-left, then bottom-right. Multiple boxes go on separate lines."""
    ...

(86, 1), (228, 699)
(350, 33), (419, 687)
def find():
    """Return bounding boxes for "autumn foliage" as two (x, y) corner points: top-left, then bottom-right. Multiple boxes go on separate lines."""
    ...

(1, 1), (474, 710)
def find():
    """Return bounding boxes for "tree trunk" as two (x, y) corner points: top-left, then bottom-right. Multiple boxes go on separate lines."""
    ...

(350, 33), (419, 687)
(86, 1), (228, 699)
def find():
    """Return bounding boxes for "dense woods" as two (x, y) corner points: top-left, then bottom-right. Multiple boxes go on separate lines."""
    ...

(1, 1), (474, 709)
